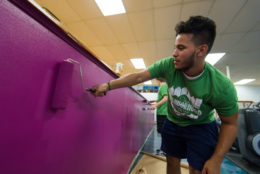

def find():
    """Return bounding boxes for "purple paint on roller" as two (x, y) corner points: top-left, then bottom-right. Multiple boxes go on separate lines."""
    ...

(52, 61), (74, 109)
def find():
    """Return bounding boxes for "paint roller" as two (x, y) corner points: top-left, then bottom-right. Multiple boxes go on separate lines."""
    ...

(65, 58), (97, 92)
(51, 58), (97, 110)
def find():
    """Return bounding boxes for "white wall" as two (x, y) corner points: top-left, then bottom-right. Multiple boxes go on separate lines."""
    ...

(140, 93), (158, 122)
(235, 86), (260, 102)
(140, 92), (158, 101)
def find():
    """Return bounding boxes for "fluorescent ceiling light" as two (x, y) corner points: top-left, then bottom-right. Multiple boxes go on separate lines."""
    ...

(234, 79), (255, 85)
(95, 0), (126, 16)
(130, 58), (146, 69)
(205, 53), (225, 65)
(144, 81), (152, 85)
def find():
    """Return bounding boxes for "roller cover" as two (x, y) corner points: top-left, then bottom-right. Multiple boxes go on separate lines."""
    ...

(51, 61), (74, 109)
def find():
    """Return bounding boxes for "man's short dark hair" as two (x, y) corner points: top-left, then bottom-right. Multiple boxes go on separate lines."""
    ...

(175, 16), (216, 53)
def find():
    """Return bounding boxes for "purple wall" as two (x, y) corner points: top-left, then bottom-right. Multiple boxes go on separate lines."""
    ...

(0, 1), (154, 174)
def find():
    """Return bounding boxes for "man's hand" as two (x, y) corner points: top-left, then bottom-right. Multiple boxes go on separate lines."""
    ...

(202, 112), (238, 174)
(150, 104), (157, 110)
(91, 83), (108, 97)
(201, 157), (221, 174)
(89, 70), (153, 97)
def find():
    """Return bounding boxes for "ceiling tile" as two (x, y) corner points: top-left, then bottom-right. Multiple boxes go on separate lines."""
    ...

(34, 0), (260, 85)
(183, 0), (201, 2)
(106, 14), (136, 43)
(66, 0), (103, 20)
(89, 46), (116, 65)
(155, 5), (180, 40)
(153, 0), (182, 8)
(181, 0), (213, 21)
(211, 32), (245, 52)
(128, 10), (155, 42)
(85, 18), (119, 45)
(208, 0), (246, 34)
(216, 51), (260, 82)
(156, 39), (175, 59)
(253, 22), (260, 31)
(225, 0), (260, 33)
(138, 41), (157, 65)
(122, 43), (140, 58)
(36, 0), (81, 23)
(123, 59), (138, 72)
(106, 44), (128, 61)
(65, 21), (102, 47)
(231, 31), (260, 52)
(118, 58), (137, 74)
(123, 0), (153, 12)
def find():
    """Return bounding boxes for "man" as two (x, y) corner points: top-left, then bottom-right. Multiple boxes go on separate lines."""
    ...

(150, 78), (168, 134)
(91, 16), (238, 174)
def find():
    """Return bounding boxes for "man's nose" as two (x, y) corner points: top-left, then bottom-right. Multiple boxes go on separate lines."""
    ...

(173, 49), (178, 57)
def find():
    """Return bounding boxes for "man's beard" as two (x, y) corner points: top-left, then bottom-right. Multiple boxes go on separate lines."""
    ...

(178, 51), (196, 72)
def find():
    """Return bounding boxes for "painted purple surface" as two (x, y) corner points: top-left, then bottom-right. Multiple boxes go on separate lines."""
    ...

(0, 1), (154, 174)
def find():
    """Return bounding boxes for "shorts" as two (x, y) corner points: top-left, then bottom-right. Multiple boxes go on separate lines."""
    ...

(161, 118), (219, 171)
(156, 115), (167, 133)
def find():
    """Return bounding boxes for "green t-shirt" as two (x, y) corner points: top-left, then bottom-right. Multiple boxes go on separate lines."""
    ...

(148, 56), (239, 127)
(157, 83), (168, 116)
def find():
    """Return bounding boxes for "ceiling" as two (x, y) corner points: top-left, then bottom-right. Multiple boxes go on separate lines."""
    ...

(33, 0), (260, 86)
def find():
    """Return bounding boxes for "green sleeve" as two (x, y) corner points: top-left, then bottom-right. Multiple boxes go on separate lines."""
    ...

(214, 81), (239, 117)
(148, 56), (173, 79)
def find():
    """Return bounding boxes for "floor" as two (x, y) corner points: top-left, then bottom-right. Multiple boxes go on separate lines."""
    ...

(129, 125), (247, 174)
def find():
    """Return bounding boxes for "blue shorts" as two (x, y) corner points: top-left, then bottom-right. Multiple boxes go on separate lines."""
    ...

(161, 118), (219, 171)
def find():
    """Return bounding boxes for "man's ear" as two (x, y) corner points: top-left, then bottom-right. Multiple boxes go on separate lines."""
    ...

(197, 44), (208, 57)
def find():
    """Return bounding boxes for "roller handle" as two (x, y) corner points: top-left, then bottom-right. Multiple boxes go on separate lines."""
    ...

(85, 88), (106, 96)
(85, 88), (96, 92)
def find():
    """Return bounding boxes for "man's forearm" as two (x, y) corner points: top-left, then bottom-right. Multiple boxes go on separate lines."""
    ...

(155, 96), (168, 107)
(91, 70), (152, 97)
(109, 73), (142, 90)
(210, 123), (237, 162)
(109, 70), (152, 90)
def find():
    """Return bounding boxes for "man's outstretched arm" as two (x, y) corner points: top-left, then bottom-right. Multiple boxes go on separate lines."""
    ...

(92, 69), (153, 97)
(151, 95), (168, 110)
